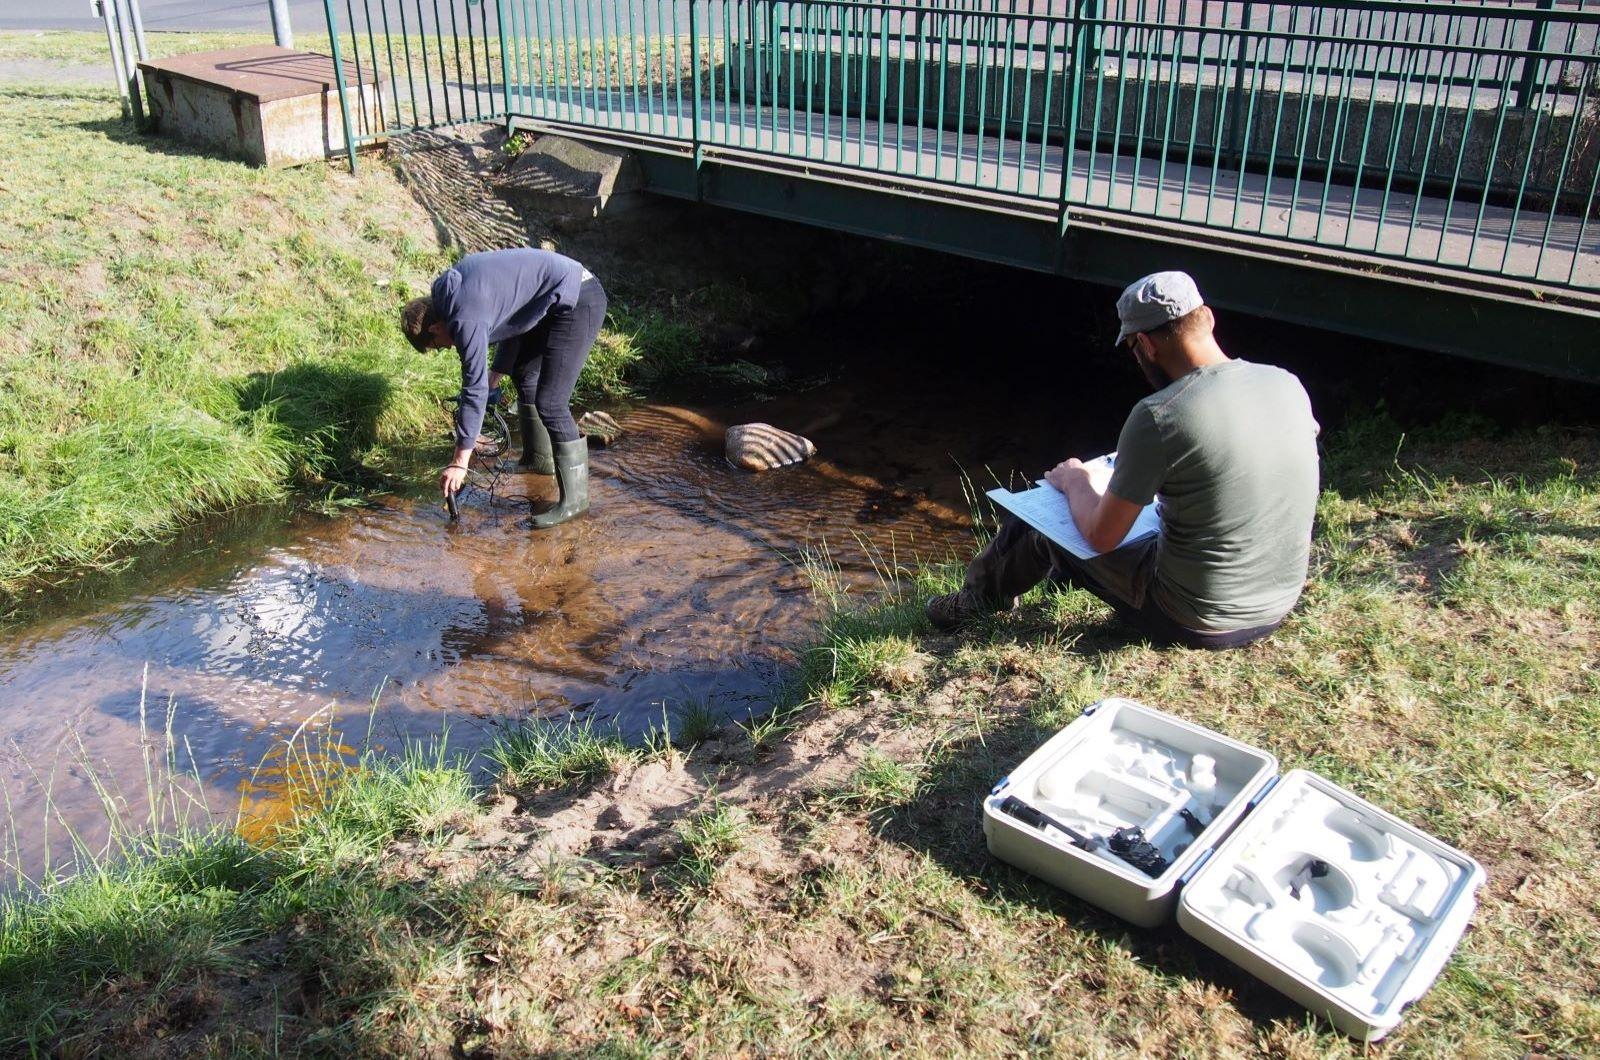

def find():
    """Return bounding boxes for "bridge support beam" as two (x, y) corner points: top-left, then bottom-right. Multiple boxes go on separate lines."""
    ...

(1060, 212), (1600, 382)
(630, 149), (1599, 382)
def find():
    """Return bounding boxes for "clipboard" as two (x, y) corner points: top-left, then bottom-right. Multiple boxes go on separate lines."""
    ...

(985, 453), (1159, 560)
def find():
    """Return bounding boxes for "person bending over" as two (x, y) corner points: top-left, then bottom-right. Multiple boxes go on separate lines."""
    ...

(402, 247), (607, 529)
(928, 271), (1320, 650)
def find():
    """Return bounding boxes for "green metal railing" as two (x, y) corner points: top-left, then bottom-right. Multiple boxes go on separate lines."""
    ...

(324, 0), (1600, 291)
(320, 0), (511, 168)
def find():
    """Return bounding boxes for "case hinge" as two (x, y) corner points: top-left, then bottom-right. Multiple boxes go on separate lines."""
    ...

(1178, 847), (1215, 887)
(1245, 774), (1281, 813)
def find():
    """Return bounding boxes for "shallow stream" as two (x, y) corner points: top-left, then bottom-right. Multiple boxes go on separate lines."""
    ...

(0, 324), (1134, 878)
(11, 259), (1569, 881)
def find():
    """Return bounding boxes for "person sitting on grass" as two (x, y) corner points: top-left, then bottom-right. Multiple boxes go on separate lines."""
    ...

(402, 247), (607, 530)
(927, 271), (1320, 650)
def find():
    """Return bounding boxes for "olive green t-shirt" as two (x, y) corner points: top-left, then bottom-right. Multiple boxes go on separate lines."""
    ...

(1107, 360), (1320, 632)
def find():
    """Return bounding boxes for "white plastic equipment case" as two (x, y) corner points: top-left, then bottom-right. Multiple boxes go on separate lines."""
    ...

(982, 698), (1485, 1042)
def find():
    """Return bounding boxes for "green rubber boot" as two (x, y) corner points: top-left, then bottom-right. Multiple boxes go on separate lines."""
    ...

(517, 403), (555, 475)
(531, 437), (590, 529)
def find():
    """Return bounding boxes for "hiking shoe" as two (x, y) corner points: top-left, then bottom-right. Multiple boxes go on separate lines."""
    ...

(927, 590), (980, 632)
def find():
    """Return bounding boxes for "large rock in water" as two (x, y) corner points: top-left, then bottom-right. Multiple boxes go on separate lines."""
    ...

(725, 423), (817, 471)
(577, 410), (623, 447)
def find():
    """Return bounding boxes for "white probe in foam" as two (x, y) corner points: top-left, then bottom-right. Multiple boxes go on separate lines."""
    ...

(1189, 754), (1218, 811)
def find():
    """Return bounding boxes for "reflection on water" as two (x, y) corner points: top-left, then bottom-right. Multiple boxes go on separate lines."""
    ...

(0, 389), (1008, 879)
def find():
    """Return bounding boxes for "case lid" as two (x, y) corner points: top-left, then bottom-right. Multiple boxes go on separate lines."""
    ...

(1178, 770), (1485, 1034)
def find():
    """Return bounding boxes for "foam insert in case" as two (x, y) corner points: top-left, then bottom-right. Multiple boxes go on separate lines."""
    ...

(983, 698), (1484, 1041)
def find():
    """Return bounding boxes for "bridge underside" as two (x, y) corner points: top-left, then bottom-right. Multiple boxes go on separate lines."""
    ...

(512, 105), (1600, 382)
(318, 0), (1600, 382)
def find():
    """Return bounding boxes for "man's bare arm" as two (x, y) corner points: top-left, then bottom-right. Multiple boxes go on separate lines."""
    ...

(1043, 459), (1143, 553)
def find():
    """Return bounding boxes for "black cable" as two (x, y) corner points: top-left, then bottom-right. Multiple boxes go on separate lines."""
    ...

(998, 795), (1172, 878)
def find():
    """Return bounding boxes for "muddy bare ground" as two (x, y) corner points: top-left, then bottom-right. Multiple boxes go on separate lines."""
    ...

(389, 695), (931, 884)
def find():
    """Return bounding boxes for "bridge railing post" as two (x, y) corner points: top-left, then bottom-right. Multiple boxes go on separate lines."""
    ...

(496, 0), (513, 128)
(691, 0), (703, 172)
(322, 0), (359, 174)
(1227, 0), (1252, 166)
(1514, 0), (1558, 109)
(1059, 0), (1091, 242)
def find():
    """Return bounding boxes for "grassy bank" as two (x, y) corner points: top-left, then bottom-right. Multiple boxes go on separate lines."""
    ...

(0, 31), (276, 68)
(2, 418), (1596, 1055)
(0, 84), (693, 601)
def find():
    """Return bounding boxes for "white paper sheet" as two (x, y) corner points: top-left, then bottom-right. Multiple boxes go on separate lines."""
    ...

(986, 453), (1160, 560)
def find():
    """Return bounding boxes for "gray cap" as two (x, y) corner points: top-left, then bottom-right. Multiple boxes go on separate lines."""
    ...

(1115, 271), (1204, 345)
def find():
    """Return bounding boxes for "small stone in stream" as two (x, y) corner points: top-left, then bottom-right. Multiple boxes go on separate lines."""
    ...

(725, 423), (817, 471)
(577, 410), (623, 446)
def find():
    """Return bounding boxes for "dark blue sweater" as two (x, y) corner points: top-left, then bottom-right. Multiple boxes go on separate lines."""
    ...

(432, 248), (587, 450)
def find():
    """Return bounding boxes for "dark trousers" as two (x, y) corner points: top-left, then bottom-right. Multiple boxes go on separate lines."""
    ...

(491, 277), (607, 442)
(962, 516), (1284, 650)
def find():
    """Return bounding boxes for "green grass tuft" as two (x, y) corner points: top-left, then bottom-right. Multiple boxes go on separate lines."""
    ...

(668, 698), (722, 747)
(672, 803), (745, 887)
(276, 742), (478, 875)
(487, 718), (635, 789)
(833, 750), (922, 811)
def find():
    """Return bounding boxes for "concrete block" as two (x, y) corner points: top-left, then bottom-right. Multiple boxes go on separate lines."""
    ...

(139, 46), (383, 168)
(495, 135), (644, 220)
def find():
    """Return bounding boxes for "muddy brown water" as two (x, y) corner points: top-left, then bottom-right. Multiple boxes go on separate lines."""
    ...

(0, 342), (1133, 880)
(10, 257), (1584, 881)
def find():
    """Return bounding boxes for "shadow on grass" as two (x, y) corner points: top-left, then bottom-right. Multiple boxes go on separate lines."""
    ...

(71, 112), (263, 166)
(236, 361), (395, 487)
(867, 609), (1318, 1030)
(1319, 414), (1600, 501)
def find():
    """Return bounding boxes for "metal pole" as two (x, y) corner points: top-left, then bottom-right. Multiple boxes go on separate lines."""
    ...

(323, 0), (360, 173)
(94, 0), (132, 117)
(691, 0), (703, 173)
(496, 0), (514, 128)
(113, 0), (145, 125)
(270, 0), (295, 48)
(1514, 0), (1555, 108)
(125, 0), (149, 59)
